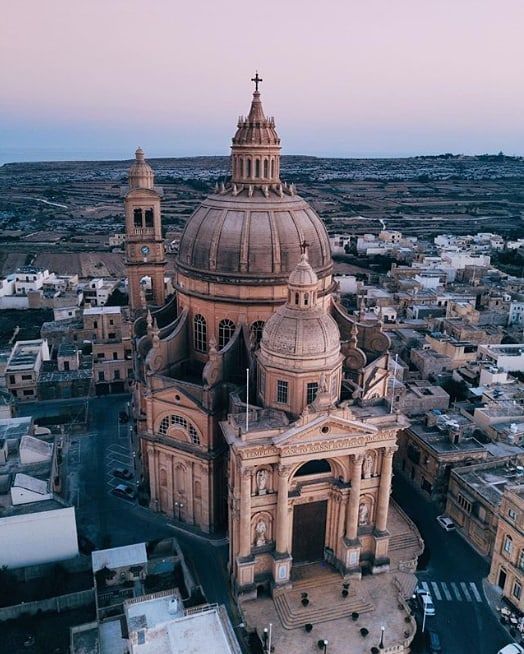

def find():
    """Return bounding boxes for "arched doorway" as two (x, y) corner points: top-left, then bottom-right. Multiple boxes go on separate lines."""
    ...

(291, 459), (332, 564)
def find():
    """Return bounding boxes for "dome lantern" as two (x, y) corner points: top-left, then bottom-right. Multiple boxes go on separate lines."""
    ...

(128, 147), (155, 190)
(230, 73), (282, 187)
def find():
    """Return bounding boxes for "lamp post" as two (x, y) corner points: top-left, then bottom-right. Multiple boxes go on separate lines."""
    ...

(322, 640), (328, 653)
(379, 625), (385, 649)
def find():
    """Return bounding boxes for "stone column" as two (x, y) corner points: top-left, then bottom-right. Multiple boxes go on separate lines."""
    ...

(238, 468), (252, 558)
(375, 447), (396, 534)
(276, 465), (290, 554)
(346, 454), (364, 542)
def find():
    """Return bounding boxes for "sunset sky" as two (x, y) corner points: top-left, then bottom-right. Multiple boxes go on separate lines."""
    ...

(1, 0), (523, 162)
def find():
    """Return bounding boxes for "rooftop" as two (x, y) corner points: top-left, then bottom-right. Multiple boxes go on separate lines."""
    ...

(84, 306), (121, 316)
(409, 419), (485, 455)
(92, 543), (147, 572)
(453, 457), (524, 506)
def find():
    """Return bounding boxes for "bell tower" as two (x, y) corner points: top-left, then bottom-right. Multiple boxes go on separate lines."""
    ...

(124, 147), (166, 312)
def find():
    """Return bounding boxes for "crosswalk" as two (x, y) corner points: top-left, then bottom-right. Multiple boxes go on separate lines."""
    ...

(419, 580), (483, 604)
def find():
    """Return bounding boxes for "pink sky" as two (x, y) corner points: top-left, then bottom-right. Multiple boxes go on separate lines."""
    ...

(1, 0), (523, 161)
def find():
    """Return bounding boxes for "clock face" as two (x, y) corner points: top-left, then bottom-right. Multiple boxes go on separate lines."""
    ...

(141, 245), (150, 256)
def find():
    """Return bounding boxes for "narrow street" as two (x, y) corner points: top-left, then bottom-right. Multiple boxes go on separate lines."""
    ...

(393, 475), (509, 653)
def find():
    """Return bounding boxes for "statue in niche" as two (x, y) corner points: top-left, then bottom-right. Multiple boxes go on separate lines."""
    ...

(255, 518), (268, 546)
(358, 502), (369, 526)
(256, 469), (268, 495)
(362, 454), (373, 479)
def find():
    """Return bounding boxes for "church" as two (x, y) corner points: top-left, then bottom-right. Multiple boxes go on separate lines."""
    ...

(125, 76), (407, 598)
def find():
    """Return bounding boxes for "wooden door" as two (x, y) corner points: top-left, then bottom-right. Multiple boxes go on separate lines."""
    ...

(292, 500), (327, 563)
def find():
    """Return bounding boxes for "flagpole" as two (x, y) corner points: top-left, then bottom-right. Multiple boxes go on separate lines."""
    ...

(246, 368), (250, 433)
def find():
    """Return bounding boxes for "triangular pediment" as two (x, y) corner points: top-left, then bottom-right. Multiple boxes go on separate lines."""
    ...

(150, 376), (203, 411)
(272, 413), (378, 448)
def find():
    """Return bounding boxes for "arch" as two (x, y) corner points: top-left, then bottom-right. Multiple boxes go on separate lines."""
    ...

(193, 314), (207, 352)
(294, 459), (332, 477)
(270, 158), (275, 178)
(159, 468), (168, 487)
(304, 292), (309, 306)
(218, 318), (236, 349)
(255, 159), (261, 178)
(247, 158), (252, 177)
(175, 463), (186, 494)
(295, 292), (300, 305)
(263, 158), (269, 178)
(358, 493), (375, 526)
(158, 414), (201, 445)
(250, 320), (265, 348)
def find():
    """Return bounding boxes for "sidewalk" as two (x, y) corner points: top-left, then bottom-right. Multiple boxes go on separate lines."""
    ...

(483, 577), (524, 646)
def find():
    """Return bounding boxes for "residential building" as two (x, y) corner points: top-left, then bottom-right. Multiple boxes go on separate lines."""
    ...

(5, 339), (50, 401)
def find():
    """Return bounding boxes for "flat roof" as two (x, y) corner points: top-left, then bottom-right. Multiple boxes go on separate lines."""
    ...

(454, 458), (524, 506)
(0, 416), (32, 441)
(84, 306), (121, 316)
(92, 542), (147, 572)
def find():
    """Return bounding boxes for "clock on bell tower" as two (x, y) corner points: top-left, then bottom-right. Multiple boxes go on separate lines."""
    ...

(124, 147), (166, 312)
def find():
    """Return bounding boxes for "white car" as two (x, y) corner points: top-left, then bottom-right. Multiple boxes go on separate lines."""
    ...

(498, 644), (524, 654)
(416, 588), (436, 616)
(437, 515), (456, 532)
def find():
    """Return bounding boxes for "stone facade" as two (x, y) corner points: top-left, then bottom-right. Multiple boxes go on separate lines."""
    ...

(488, 484), (524, 611)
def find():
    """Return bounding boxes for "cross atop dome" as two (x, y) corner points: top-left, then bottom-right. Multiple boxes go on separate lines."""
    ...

(251, 71), (263, 92)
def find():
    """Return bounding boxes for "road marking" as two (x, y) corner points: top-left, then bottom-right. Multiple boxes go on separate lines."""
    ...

(440, 582), (453, 601)
(460, 582), (472, 602)
(469, 583), (482, 602)
(421, 581), (430, 593)
(450, 582), (462, 601)
(431, 582), (442, 601)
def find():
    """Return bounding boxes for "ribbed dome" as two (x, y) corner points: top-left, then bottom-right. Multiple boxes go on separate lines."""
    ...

(261, 308), (340, 361)
(128, 147), (154, 190)
(177, 192), (332, 283)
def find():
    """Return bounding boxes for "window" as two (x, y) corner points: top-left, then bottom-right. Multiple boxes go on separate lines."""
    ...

(513, 581), (522, 601)
(113, 352), (118, 360)
(93, 320), (98, 329)
(519, 550), (524, 570)
(114, 370), (121, 380)
(193, 314), (207, 352)
(255, 159), (260, 177)
(458, 494), (472, 514)
(21, 374), (32, 381)
(133, 208), (143, 226)
(108, 332), (116, 339)
(276, 380), (288, 404)
(306, 382), (318, 405)
(218, 319), (235, 350)
(63, 361), (70, 371)
(263, 159), (269, 178)
(158, 414), (201, 445)
(109, 319), (114, 326)
(509, 508), (517, 522)
(304, 292), (309, 306)
(504, 535), (513, 554)
(23, 389), (33, 396)
(250, 321), (265, 348)
(98, 371), (105, 382)
(9, 375), (15, 385)
(144, 208), (154, 227)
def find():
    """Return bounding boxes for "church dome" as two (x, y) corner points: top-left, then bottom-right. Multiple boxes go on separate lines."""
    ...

(177, 193), (332, 283)
(128, 147), (154, 190)
(259, 251), (341, 369)
(176, 79), (332, 285)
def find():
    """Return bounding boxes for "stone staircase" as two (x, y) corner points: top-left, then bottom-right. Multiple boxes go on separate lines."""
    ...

(274, 581), (374, 629)
(389, 532), (421, 552)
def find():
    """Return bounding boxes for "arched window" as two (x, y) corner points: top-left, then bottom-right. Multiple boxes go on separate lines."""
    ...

(250, 320), (265, 347)
(295, 292), (300, 305)
(255, 159), (261, 177)
(160, 469), (167, 487)
(270, 159), (274, 178)
(247, 158), (252, 177)
(263, 159), (269, 178)
(304, 292), (309, 306)
(295, 459), (331, 476)
(193, 314), (207, 352)
(218, 318), (236, 349)
(504, 534), (513, 554)
(158, 414), (201, 445)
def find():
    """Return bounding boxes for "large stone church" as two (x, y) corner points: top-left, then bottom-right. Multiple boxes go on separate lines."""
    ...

(125, 78), (407, 598)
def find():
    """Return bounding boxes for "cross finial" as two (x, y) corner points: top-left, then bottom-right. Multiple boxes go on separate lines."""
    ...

(251, 71), (263, 92)
(300, 239), (310, 256)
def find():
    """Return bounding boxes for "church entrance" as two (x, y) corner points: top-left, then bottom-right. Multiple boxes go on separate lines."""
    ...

(292, 500), (327, 564)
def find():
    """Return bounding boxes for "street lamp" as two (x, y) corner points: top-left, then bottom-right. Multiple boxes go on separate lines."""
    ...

(263, 623), (272, 653)
(379, 625), (385, 649)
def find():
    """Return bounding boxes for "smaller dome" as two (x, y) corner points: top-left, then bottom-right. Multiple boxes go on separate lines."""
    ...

(128, 147), (154, 190)
(288, 252), (318, 289)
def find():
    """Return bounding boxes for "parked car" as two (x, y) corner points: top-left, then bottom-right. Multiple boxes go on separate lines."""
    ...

(436, 515), (456, 532)
(426, 629), (442, 653)
(416, 587), (436, 616)
(112, 483), (135, 500)
(113, 467), (133, 480)
(119, 411), (129, 423)
(498, 645), (524, 654)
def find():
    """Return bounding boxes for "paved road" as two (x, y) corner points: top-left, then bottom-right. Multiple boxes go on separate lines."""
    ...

(393, 475), (509, 654)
